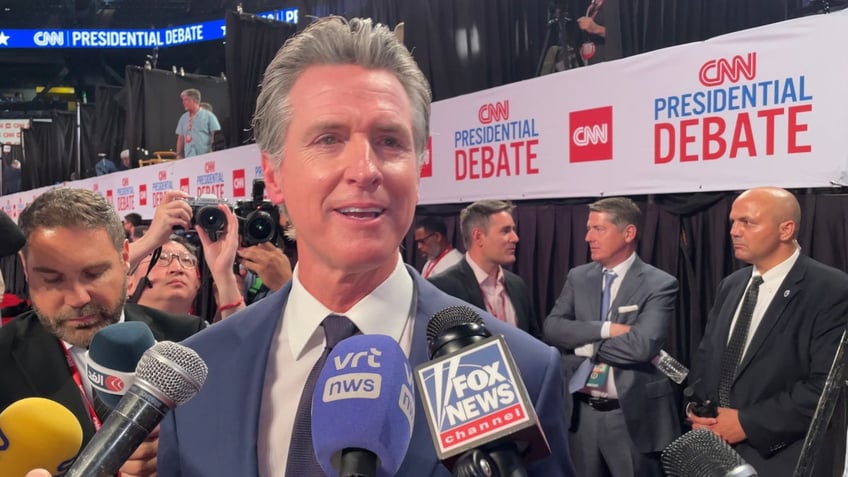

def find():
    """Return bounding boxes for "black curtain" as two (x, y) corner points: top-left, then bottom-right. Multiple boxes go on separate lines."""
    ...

(224, 11), (298, 149)
(122, 67), (146, 165)
(79, 103), (97, 179)
(21, 113), (76, 189)
(141, 69), (229, 154)
(93, 84), (127, 168)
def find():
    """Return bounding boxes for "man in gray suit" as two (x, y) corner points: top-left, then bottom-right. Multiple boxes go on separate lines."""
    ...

(543, 197), (680, 477)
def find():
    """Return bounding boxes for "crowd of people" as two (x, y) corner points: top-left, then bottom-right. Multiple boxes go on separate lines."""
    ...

(2, 12), (845, 477)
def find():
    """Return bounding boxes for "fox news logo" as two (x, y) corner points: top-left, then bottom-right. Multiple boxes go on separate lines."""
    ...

(417, 337), (528, 454)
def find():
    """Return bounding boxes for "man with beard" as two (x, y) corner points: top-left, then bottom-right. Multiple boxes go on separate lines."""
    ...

(0, 187), (205, 477)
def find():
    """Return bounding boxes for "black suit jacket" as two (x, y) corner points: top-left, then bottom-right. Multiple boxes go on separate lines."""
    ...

(0, 303), (206, 446)
(689, 254), (848, 476)
(428, 258), (541, 338)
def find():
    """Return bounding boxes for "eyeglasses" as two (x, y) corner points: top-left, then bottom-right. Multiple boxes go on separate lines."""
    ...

(414, 233), (435, 245)
(147, 251), (198, 270)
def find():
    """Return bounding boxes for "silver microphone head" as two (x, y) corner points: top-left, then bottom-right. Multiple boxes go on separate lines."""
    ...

(134, 341), (208, 408)
(662, 429), (757, 477)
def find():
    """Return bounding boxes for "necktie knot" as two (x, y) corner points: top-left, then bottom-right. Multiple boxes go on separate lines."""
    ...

(750, 275), (764, 288)
(322, 314), (357, 349)
(603, 269), (617, 287)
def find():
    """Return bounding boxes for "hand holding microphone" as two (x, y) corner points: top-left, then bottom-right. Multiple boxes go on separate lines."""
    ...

(415, 305), (551, 477)
(311, 334), (415, 477)
(66, 341), (208, 477)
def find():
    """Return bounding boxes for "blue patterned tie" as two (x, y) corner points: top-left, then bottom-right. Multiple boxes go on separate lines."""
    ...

(286, 315), (358, 477)
(569, 269), (617, 393)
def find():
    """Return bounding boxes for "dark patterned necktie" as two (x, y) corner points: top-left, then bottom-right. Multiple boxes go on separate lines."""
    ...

(286, 314), (358, 477)
(717, 275), (764, 407)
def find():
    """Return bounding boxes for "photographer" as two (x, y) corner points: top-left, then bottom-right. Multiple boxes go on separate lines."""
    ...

(234, 182), (295, 305)
(128, 190), (245, 321)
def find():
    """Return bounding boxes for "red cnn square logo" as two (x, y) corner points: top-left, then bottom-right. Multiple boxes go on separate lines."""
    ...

(139, 184), (148, 206)
(158, 170), (167, 181)
(233, 169), (246, 197)
(179, 178), (190, 194)
(420, 136), (433, 178)
(106, 190), (114, 207)
(569, 106), (613, 163)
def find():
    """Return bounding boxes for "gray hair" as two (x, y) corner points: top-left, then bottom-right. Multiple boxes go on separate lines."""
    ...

(588, 197), (641, 240)
(181, 88), (201, 102)
(459, 200), (514, 248)
(252, 16), (431, 169)
(18, 188), (126, 256)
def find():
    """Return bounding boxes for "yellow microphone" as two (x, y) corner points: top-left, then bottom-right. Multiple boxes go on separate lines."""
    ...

(0, 397), (83, 476)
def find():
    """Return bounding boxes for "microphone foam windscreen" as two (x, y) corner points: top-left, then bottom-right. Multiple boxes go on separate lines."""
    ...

(0, 210), (25, 257)
(662, 428), (755, 477)
(135, 341), (208, 407)
(87, 322), (156, 408)
(426, 305), (485, 342)
(312, 334), (415, 477)
(0, 397), (83, 476)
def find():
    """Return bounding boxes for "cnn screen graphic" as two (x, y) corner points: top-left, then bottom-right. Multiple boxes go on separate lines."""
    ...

(569, 106), (613, 163)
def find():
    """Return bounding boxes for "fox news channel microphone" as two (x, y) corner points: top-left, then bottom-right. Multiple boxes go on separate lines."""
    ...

(65, 341), (208, 477)
(662, 428), (757, 477)
(311, 334), (415, 477)
(0, 397), (83, 476)
(85, 322), (157, 417)
(414, 305), (550, 477)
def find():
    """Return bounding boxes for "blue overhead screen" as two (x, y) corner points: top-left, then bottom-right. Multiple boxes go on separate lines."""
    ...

(0, 7), (298, 49)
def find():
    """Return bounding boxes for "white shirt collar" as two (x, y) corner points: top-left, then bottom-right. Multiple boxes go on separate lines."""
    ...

(465, 252), (504, 286)
(605, 251), (637, 279)
(752, 246), (800, 283)
(285, 254), (413, 359)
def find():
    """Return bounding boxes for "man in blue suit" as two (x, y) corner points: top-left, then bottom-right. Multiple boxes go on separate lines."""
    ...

(688, 187), (848, 476)
(543, 197), (681, 477)
(158, 16), (574, 477)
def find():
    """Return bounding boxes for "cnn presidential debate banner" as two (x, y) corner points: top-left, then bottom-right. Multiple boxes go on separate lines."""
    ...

(3, 9), (848, 219)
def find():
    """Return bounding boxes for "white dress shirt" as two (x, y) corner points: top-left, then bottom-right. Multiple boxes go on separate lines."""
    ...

(258, 255), (415, 477)
(465, 253), (518, 327)
(727, 247), (800, 356)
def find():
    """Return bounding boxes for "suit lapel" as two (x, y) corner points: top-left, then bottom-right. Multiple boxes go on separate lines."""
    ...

(10, 318), (97, 442)
(583, 263), (603, 322)
(502, 273), (526, 330)
(609, 258), (642, 322)
(458, 259), (486, 310)
(736, 257), (805, 380)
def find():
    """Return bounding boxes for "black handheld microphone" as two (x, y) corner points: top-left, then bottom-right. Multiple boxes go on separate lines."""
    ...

(414, 305), (551, 477)
(683, 379), (718, 418)
(662, 428), (757, 477)
(65, 341), (208, 477)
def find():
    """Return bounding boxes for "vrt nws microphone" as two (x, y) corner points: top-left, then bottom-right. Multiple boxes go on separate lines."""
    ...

(662, 428), (757, 477)
(65, 341), (208, 477)
(414, 305), (550, 477)
(0, 397), (83, 476)
(311, 334), (416, 477)
(85, 322), (157, 418)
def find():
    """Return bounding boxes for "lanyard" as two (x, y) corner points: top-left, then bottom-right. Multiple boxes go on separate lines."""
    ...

(479, 280), (507, 321)
(422, 247), (453, 278)
(60, 341), (103, 431)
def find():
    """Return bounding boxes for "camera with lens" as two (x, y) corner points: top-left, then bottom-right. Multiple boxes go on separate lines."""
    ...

(234, 179), (279, 247)
(187, 194), (231, 239)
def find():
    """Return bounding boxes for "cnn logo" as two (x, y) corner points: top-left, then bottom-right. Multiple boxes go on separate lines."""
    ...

(569, 106), (613, 163)
(699, 52), (756, 87)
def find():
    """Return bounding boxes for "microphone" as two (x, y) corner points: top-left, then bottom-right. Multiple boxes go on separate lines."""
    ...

(0, 210), (25, 257)
(651, 349), (689, 384)
(683, 379), (718, 418)
(65, 341), (208, 477)
(85, 322), (157, 417)
(414, 305), (551, 476)
(662, 428), (757, 477)
(311, 334), (415, 477)
(0, 397), (83, 476)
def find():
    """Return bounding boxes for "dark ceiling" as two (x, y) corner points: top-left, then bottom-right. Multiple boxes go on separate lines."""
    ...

(0, 0), (294, 93)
